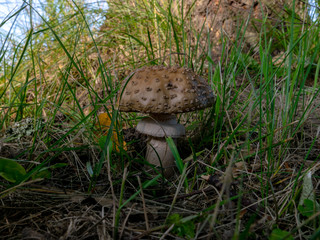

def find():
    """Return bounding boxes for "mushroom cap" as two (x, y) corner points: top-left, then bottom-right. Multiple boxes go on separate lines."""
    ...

(118, 65), (215, 114)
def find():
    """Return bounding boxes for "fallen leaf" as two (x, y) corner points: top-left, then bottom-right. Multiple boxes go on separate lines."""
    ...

(96, 113), (127, 152)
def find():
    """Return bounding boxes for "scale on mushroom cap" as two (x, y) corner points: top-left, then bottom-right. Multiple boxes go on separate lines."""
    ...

(118, 65), (215, 177)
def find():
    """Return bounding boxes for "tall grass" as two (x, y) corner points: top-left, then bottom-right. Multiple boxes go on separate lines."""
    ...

(1, 0), (320, 238)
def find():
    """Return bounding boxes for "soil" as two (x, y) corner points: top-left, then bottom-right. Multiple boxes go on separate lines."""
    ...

(178, 0), (307, 62)
(1, 95), (320, 239)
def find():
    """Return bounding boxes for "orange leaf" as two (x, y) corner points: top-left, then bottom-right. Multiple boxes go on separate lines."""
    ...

(96, 113), (127, 152)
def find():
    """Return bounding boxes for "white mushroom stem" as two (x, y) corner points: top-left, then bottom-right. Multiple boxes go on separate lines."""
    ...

(136, 114), (185, 177)
(146, 137), (177, 177)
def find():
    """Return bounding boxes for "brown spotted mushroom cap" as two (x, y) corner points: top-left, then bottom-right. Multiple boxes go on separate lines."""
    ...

(118, 65), (215, 114)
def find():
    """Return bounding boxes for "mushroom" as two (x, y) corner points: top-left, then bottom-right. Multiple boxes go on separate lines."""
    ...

(118, 65), (215, 177)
